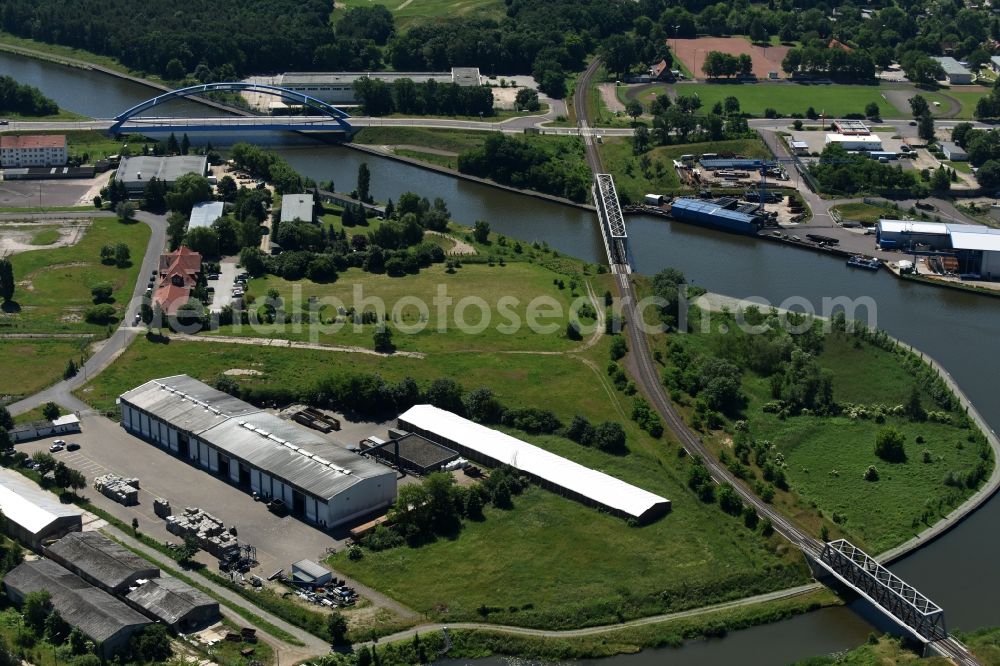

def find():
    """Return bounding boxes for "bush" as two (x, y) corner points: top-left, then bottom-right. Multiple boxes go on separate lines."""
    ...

(874, 427), (906, 462)
(84, 304), (117, 325)
(864, 465), (880, 482)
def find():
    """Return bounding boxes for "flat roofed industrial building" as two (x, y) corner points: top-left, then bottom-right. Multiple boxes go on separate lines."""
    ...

(46, 532), (159, 595)
(277, 67), (481, 105)
(119, 375), (396, 528)
(0, 468), (82, 548)
(125, 576), (220, 630)
(280, 193), (315, 223)
(188, 201), (225, 230)
(877, 219), (1000, 279)
(397, 405), (670, 522)
(115, 155), (208, 195)
(3, 559), (150, 657)
(824, 133), (883, 151)
(669, 197), (763, 234)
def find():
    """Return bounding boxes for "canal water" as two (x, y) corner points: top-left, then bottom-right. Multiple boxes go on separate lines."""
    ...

(6, 50), (1000, 663)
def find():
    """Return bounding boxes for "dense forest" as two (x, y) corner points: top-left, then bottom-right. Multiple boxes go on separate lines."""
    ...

(1, 0), (997, 90)
(0, 75), (57, 116)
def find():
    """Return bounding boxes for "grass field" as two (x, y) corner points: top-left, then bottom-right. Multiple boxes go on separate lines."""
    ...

(831, 201), (900, 226)
(214, 262), (590, 353)
(636, 83), (896, 118)
(599, 137), (770, 202)
(334, 0), (505, 30)
(0, 338), (89, 400)
(946, 90), (988, 119)
(352, 127), (490, 154)
(2, 217), (150, 333)
(27, 227), (61, 245)
(665, 311), (989, 553)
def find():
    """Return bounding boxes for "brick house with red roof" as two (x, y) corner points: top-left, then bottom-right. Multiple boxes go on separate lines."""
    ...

(153, 246), (202, 316)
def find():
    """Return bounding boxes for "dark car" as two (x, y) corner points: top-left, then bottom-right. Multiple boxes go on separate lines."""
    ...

(67, 443), (80, 451)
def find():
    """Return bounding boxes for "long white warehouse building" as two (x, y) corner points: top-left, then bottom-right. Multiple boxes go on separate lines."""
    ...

(397, 405), (670, 522)
(119, 376), (396, 528)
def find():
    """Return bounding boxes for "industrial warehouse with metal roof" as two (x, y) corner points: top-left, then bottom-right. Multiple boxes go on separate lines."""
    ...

(397, 405), (670, 522)
(119, 375), (396, 528)
(46, 532), (159, 594)
(0, 467), (82, 548)
(115, 155), (208, 195)
(125, 576), (219, 630)
(877, 220), (1000, 280)
(276, 67), (481, 105)
(3, 559), (150, 657)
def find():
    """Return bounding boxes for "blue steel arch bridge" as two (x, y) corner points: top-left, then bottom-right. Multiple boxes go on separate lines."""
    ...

(108, 82), (353, 136)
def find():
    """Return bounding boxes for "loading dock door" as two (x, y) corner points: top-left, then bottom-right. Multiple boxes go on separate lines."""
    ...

(250, 469), (260, 493)
(305, 496), (317, 522)
(293, 490), (305, 517)
(239, 463), (251, 488)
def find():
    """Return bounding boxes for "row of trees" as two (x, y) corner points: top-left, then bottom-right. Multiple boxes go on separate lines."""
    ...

(353, 78), (495, 117)
(0, 75), (58, 116)
(229, 143), (302, 195)
(780, 46), (876, 80)
(809, 144), (923, 197)
(702, 51), (753, 79)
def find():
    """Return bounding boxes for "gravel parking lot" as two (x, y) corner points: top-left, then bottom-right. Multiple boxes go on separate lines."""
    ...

(0, 178), (97, 207)
(20, 415), (350, 574)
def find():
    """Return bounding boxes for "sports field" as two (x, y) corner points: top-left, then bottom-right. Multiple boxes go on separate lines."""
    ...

(672, 37), (790, 80)
(634, 83), (896, 118)
(335, 0), (504, 29)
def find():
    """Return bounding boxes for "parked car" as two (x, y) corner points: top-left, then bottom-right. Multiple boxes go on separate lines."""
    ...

(67, 443), (80, 451)
(49, 442), (65, 452)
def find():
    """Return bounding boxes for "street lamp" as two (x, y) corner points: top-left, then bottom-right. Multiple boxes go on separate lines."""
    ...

(674, 25), (680, 59)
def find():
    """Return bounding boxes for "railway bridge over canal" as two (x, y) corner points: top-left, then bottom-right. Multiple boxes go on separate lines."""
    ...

(592, 173), (631, 274)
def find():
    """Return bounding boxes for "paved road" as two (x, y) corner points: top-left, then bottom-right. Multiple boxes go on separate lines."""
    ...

(6, 210), (166, 416)
(0, 209), (115, 220)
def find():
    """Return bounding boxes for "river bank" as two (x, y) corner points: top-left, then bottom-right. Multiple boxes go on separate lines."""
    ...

(0, 38), (247, 117)
(344, 142), (596, 212)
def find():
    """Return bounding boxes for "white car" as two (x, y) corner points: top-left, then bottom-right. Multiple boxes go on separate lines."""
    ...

(49, 440), (65, 452)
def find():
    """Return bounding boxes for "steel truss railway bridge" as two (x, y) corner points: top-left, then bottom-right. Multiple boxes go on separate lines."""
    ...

(108, 82), (353, 135)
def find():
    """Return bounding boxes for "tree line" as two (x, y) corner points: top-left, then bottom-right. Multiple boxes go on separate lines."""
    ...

(457, 134), (591, 202)
(352, 77), (495, 117)
(0, 75), (58, 116)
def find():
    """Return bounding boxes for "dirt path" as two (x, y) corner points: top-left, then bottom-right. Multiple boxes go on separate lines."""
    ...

(425, 230), (476, 255)
(598, 83), (626, 114)
(157, 332), (427, 358)
(0, 220), (90, 256)
(388, 144), (459, 157)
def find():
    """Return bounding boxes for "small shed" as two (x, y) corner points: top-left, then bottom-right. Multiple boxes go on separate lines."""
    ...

(291, 559), (332, 586)
(9, 414), (80, 444)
